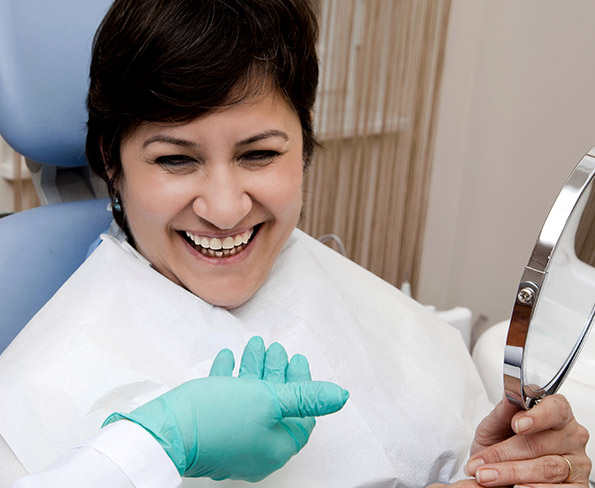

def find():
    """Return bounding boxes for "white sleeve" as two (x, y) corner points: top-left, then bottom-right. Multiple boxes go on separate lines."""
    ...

(10, 421), (181, 488)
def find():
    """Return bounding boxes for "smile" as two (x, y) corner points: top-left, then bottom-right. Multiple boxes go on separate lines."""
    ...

(183, 228), (255, 258)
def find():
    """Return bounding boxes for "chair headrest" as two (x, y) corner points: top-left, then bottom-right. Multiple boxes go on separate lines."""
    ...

(0, 0), (112, 167)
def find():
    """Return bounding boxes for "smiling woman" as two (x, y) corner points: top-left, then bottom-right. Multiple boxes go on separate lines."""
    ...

(119, 92), (304, 308)
(85, 0), (317, 308)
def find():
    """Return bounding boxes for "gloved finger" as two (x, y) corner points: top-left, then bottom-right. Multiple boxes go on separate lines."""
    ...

(279, 418), (316, 451)
(263, 342), (288, 383)
(238, 336), (266, 379)
(286, 354), (312, 382)
(275, 381), (349, 418)
(209, 348), (235, 376)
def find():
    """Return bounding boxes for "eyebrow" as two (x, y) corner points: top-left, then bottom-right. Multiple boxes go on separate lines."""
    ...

(141, 135), (197, 149)
(236, 130), (289, 147)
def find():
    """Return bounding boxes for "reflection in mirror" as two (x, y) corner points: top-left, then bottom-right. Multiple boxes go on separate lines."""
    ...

(504, 148), (595, 409)
(523, 181), (595, 390)
(575, 185), (595, 266)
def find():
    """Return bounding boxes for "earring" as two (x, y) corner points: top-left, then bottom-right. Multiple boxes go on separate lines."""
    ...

(113, 195), (122, 212)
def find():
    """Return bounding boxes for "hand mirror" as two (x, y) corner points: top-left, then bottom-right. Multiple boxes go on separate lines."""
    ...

(504, 146), (595, 409)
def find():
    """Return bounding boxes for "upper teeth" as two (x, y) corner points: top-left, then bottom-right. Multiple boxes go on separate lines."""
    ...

(185, 229), (253, 250)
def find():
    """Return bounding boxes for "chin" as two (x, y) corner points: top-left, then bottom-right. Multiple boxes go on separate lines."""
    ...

(192, 285), (258, 310)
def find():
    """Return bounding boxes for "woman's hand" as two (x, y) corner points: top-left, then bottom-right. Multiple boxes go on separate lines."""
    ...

(103, 336), (349, 481)
(430, 394), (590, 488)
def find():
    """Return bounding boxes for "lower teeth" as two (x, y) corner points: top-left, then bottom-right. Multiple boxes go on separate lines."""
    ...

(197, 244), (245, 258)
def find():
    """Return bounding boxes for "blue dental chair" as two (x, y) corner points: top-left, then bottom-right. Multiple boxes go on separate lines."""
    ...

(0, 0), (114, 352)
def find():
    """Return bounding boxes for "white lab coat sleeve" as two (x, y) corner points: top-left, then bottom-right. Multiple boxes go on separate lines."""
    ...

(10, 421), (181, 488)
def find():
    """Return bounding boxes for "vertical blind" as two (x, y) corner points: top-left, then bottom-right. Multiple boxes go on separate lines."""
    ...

(300, 0), (451, 296)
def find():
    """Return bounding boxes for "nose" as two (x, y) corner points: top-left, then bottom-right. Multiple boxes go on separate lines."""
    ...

(192, 165), (253, 230)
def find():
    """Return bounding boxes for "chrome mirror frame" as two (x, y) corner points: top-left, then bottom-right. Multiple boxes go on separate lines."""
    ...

(504, 147), (595, 409)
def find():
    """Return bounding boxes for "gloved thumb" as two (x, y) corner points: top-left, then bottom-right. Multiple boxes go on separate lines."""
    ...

(274, 381), (349, 418)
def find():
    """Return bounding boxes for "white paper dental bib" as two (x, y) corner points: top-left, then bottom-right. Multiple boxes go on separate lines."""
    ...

(0, 229), (491, 487)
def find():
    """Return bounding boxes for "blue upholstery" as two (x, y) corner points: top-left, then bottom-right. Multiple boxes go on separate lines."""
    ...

(0, 0), (111, 166)
(0, 0), (115, 352)
(0, 199), (112, 352)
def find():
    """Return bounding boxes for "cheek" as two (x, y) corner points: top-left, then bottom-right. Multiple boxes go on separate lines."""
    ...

(270, 157), (304, 215)
(121, 167), (189, 230)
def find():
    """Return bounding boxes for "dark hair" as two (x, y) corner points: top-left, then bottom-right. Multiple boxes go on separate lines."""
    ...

(86, 0), (319, 234)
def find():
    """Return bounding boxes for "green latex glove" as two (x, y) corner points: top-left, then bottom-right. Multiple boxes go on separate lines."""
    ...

(103, 336), (349, 481)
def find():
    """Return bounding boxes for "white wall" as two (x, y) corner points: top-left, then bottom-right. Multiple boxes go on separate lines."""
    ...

(418, 0), (595, 328)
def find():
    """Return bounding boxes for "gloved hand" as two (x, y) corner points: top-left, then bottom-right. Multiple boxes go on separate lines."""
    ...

(103, 336), (349, 481)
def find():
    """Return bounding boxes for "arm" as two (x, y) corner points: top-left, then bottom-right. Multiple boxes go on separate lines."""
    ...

(430, 394), (591, 488)
(10, 422), (180, 488)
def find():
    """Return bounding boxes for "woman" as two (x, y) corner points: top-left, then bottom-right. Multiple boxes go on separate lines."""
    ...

(0, 0), (590, 486)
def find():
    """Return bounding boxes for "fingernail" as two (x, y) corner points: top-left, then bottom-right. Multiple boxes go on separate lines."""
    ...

(465, 457), (485, 476)
(514, 416), (533, 433)
(476, 468), (499, 483)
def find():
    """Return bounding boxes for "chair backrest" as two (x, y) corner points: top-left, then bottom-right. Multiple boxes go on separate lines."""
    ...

(0, 0), (114, 352)
(0, 0), (112, 203)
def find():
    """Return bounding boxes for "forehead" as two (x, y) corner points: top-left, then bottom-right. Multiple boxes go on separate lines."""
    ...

(124, 90), (301, 145)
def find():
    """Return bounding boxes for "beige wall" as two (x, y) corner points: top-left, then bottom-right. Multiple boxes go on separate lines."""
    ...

(0, 138), (15, 213)
(0, 138), (38, 214)
(419, 0), (595, 327)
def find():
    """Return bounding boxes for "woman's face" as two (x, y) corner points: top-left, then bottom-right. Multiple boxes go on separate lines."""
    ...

(119, 91), (304, 308)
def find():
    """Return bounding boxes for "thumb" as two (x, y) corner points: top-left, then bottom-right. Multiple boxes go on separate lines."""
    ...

(471, 396), (520, 454)
(274, 381), (349, 418)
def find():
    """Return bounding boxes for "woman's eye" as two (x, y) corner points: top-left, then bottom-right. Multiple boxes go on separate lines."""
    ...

(239, 150), (280, 166)
(154, 155), (197, 168)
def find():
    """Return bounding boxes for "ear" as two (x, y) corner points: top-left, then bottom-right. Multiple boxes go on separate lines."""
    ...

(99, 137), (122, 193)
(97, 135), (115, 180)
(105, 165), (117, 182)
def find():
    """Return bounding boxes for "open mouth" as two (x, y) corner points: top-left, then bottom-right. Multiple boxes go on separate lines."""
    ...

(181, 224), (260, 258)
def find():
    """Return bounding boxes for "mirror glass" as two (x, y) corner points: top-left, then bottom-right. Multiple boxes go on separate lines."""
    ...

(523, 182), (595, 387)
(504, 148), (595, 409)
